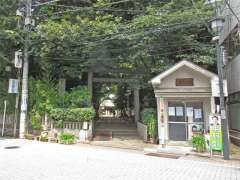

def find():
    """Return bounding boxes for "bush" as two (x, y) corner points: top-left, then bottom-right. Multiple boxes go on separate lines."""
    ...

(29, 111), (42, 130)
(49, 108), (67, 128)
(28, 78), (58, 114)
(63, 86), (91, 108)
(141, 108), (157, 139)
(59, 132), (75, 144)
(50, 107), (95, 127)
(68, 108), (95, 122)
(192, 134), (205, 152)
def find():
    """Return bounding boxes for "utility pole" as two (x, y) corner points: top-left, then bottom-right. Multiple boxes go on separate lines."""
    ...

(217, 44), (230, 160)
(19, 0), (32, 139)
(206, 0), (230, 160)
(215, 4), (230, 161)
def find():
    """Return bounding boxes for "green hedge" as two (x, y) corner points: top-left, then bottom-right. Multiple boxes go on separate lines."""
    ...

(50, 107), (95, 126)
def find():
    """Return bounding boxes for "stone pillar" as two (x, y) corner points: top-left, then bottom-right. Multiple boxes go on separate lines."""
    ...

(157, 96), (166, 148)
(43, 112), (48, 131)
(211, 96), (216, 114)
(88, 72), (93, 99)
(58, 78), (66, 96)
(134, 87), (140, 123)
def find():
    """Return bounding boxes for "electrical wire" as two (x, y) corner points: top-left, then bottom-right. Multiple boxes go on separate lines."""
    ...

(35, 46), (213, 63)
(33, 0), (63, 7)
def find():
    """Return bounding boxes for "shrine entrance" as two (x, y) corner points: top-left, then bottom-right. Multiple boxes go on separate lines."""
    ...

(87, 72), (141, 140)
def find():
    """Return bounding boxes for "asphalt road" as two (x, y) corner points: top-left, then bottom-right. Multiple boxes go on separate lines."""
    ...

(0, 139), (239, 180)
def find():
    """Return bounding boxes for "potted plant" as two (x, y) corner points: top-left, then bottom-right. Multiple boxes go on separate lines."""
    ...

(192, 134), (206, 152)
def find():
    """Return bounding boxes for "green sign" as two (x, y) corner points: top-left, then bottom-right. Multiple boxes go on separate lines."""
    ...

(209, 115), (223, 151)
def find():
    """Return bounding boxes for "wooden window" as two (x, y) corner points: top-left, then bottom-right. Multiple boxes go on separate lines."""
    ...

(176, 78), (194, 86)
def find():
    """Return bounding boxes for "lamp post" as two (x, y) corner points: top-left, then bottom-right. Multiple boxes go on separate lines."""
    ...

(206, 0), (230, 160)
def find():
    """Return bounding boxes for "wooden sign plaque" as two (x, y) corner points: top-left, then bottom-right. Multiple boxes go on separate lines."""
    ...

(176, 78), (194, 86)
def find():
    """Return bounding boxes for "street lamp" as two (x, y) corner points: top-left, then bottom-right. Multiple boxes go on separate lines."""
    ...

(209, 17), (225, 33)
(205, 0), (230, 160)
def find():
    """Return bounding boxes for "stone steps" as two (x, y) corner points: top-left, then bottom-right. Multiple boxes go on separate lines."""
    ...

(94, 121), (139, 140)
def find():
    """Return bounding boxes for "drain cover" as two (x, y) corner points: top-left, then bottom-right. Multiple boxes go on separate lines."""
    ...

(145, 153), (180, 159)
(4, 146), (20, 149)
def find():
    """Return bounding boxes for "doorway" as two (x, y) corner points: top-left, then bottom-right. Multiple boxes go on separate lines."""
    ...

(168, 101), (204, 141)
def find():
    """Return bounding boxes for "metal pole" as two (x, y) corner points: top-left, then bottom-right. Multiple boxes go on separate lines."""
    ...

(2, 100), (7, 137)
(216, 43), (230, 160)
(19, 0), (32, 139)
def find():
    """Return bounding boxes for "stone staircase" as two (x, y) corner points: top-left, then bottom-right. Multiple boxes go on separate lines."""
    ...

(94, 118), (139, 140)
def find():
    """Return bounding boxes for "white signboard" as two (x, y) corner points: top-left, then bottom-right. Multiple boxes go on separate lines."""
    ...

(14, 51), (22, 68)
(211, 80), (228, 97)
(168, 107), (175, 116)
(176, 106), (184, 116)
(186, 107), (194, 117)
(194, 109), (202, 119)
(8, 79), (19, 93)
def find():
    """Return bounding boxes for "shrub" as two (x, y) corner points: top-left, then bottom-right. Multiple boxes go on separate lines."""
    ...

(192, 134), (205, 152)
(28, 78), (58, 114)
(50, 107), (95, 127)
(68, 108), (95, 122)
(63, 86), (91, 108)
(59, 132), (75, 144)
(49, 108), (67, 128)
(141, 108), (157, 139)
(29, 111), (42, 130)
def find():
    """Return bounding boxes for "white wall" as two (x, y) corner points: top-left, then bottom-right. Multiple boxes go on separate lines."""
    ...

(220, 0), (240, 44)
(159, 65), (211, 89)
(226, 54), (240, 94)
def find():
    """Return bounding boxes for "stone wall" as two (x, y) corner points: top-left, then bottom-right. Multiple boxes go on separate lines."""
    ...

(137, 122), (148, 141)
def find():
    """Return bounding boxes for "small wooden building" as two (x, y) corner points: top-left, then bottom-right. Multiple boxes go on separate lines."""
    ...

(150, 60), (219, 145)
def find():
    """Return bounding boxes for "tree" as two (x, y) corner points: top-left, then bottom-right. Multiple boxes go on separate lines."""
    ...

(0, 0), (216, 112)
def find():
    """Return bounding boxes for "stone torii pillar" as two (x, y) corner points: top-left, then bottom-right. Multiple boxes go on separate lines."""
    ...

(88, 72), (93, 99)
(133, 86), (140, 123)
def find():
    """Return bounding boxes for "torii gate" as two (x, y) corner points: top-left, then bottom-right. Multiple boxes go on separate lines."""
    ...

(87, 72), (140, 123)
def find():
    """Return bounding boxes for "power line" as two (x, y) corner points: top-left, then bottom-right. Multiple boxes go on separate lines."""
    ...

(33, 0), (63, 7)
(35, 46), (213, 63)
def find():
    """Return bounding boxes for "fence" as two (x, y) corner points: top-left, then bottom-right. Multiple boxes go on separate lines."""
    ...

(63, 122), (83, 129)
(0, 114), (15, 136)
(51, 121), (93, 140)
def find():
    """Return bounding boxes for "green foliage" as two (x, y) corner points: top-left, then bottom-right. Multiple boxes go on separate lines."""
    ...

(29, 78), (58, 114)
(192, 134), (206, 152)
(63, 86), (91, 108)
(29, 111), (42, 130)
(50, 107), (95, 127)
(28, 78), (93, 128)
(141, 108), (157, 138)
(49, 108), (66, 128)
(114, 84), (128, 116)
(59, 132), (75, 144)
(28, 78), (59, 129)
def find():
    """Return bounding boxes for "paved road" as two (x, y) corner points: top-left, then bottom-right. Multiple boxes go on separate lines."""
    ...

(0, 139), (239, 180)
